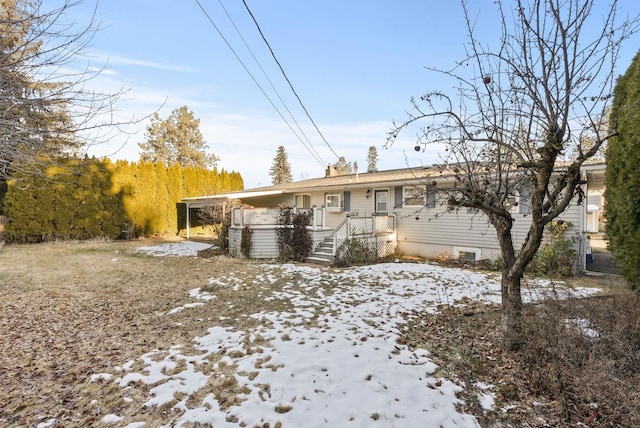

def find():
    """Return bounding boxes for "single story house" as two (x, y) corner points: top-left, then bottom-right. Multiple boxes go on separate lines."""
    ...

(182, 162), (606, 272)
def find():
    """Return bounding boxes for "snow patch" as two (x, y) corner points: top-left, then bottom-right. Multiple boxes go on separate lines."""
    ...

(135, 241), (213, 257)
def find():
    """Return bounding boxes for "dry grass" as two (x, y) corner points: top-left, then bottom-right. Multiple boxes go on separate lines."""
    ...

(0, 239), (296, 427)
(400, 276), (640, 427)
(1, 240), (637, 427)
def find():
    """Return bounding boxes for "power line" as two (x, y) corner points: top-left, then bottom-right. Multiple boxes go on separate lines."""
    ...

(241, 0), (341, 162)
(215, 0), (325, 165)
(193, 0), (326, 168)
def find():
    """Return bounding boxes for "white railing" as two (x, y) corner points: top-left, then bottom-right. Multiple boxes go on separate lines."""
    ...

(332, 214), (396, 255)
(228, 208), (395, 259)
(232, 206), (325, 229)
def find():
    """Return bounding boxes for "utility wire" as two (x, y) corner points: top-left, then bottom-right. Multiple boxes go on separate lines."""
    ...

(193, 0), (326, 167)
(241, 0), (341, 161)
(215, 0), (325, 165)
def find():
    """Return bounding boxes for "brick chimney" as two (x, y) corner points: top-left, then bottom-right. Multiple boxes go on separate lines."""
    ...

(325, 164), (338, 177)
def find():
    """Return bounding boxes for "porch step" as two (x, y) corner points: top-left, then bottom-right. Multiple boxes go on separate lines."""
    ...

(306, 238), (335, 266)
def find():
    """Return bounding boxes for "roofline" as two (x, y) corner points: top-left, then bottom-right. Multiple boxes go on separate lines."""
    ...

(182, 189), (285, 205)
(182, 162), (606, 204)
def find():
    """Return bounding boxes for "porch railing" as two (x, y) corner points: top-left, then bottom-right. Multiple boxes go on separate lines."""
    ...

(232, 206), (325, 229)
(333, 214), (396, 255)
(229, 207), (396, 260)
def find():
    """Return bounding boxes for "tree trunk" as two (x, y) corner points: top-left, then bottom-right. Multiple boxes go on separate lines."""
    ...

(492, 215), (525, 351)
(501, 272), (523, 351)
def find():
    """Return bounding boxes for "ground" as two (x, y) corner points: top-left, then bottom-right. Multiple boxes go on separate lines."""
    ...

(0, 239), (636, 427)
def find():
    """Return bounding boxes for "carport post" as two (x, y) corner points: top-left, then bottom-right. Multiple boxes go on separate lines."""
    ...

(186, 203), (191, 239)
(312, 205), (317, 230)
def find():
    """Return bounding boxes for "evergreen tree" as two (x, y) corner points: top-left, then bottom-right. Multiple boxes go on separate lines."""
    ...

(367, 146), (378, 172)
(0, 1), (131, 183)
(0, 1), (76, 182)
(605, 50), (640, 289)
(333, 156), (353, 174)
(139, 106), (219, 169)
(269, 145), (293, 184)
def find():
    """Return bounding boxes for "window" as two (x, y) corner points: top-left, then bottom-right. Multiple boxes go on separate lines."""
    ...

(374, 189), (388, 213)
(403, 186), (424, 207)
(506, 184), (532, 214)
(295, 194), (311, 209)
(454, 247), (481, 261)
(402, 186), (436, 208)
(506, 192), (520, 213)
(326, 193), (342, 211)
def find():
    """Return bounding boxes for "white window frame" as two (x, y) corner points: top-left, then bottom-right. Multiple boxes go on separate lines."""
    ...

(295, 194), (311, 209)
(403, 186), (424, 207)
(374, 189), (389, 214)
(326, 193), (343, 212)
(506, 191), (521, 214)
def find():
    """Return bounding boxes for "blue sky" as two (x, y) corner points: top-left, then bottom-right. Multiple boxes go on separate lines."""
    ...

(71, 0), (640, 188)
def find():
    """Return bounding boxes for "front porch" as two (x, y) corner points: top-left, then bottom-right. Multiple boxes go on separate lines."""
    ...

(227, 206), (397, 264)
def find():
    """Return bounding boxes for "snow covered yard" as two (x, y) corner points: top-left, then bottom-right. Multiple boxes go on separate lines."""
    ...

(0, 240), (602, 427)
(98, 242), (595, 427)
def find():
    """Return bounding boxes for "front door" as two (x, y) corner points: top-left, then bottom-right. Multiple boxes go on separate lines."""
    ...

(374, 189), (388, 214)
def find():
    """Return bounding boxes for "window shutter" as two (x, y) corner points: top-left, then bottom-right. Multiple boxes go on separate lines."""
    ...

(425, 189), (436, 208)
(394, 186), (403, 208)
(343, 191), (350, 211)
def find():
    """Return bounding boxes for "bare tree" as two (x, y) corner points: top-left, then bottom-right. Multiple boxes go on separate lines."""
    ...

(0, 0), (136, 181)
(196, 199), (241, 250)
(386, 0), (639, 350)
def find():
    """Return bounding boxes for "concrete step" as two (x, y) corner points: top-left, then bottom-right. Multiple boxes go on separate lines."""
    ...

(305, 237), (335, 266)
(306, 255), (334, 266)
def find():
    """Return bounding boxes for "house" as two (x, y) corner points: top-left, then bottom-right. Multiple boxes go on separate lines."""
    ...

(182, 162), (606, 272)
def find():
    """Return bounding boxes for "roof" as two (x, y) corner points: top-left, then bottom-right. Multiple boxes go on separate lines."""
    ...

(181, 161), (607, 205)
(181, 167), (445, 205)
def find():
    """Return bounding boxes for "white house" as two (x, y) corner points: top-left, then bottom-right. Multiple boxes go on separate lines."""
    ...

(182, 162), (605, 272)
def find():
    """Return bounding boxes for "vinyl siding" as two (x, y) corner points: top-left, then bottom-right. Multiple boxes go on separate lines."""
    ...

(229, 226), (279, 259)
(393, 200), (583, 261)
(231, 181), (585, 263)
(229, 226), (334, 259)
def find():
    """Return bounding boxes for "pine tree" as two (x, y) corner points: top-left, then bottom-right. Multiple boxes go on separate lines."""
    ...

(0, 0), (77, 182)
(0, 0), (130, 184)
(605, 50), (640, 289)
(333, 156), (353, 174)
(367, 146), (378, 172)
(139, 106), (219, 169)
(269, 145), (293, 185)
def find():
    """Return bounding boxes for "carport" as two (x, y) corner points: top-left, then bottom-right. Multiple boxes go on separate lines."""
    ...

(181, 190), (285, 239)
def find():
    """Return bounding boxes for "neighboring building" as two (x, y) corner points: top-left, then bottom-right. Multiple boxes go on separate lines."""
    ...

(182, 163), (606, 272)
(582, 162), (606, 233)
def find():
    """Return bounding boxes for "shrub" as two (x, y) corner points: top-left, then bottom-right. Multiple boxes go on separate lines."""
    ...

(400, 284), (640, 426)
(530, 220), (576, 276)
(276, 206), (312, 262)
(198, 204), (234, 252)
(518, 290), (640, 425)
(3, 157), (244, 242)
(240, 225), (252, 257)
(335, 237), (378, 267)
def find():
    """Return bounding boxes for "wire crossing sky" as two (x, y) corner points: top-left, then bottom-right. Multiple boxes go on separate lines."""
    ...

(73, 0), (640, 188)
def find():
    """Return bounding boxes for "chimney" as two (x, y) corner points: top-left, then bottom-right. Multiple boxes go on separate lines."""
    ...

(325, 164), (338, 177)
